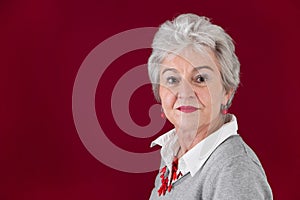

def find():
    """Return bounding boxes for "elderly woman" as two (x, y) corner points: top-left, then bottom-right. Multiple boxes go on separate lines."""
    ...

(148, 14), (273, 199)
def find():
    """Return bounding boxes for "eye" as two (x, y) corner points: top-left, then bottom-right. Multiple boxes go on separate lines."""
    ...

(166, 76), (179, 85)
(195, 75), (207, 84)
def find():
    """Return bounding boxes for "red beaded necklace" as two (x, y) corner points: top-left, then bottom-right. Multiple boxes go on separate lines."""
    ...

(157, 157), (183, 196)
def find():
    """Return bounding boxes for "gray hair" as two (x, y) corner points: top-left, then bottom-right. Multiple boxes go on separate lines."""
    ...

(148, 13), (240, 108)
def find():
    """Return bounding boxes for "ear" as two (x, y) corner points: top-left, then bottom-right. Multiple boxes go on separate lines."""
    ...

(223, 88), (234, 105)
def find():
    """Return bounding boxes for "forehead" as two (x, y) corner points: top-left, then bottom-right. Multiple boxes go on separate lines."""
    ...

(161, 47), (220, 72)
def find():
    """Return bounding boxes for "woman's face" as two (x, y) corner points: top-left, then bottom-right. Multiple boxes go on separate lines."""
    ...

(159, 47), (231, 134)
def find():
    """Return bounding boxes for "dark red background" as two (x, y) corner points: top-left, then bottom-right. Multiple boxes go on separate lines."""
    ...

(1, 0), (299, 199)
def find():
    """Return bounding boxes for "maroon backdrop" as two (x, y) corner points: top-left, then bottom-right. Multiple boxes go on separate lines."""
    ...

(1, 0), (299, 199)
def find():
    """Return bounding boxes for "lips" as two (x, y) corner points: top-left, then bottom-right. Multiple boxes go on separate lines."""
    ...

(176, 106), (199, 113)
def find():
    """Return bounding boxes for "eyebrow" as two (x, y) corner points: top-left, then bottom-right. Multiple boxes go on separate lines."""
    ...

(161, 68), (178, 74)
(193, 66), (214, 72)
(161, 66), (214, 74)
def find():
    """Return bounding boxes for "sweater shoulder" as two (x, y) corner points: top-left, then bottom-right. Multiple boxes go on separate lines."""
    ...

(203, 135), (266, 176)
(198, 135), (273, 199)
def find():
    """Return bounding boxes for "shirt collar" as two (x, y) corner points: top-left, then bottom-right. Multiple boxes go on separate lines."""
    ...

(151, 114), (239, 177)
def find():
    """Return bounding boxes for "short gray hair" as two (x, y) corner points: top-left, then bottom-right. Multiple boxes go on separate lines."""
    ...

(148, 13), (240, 108)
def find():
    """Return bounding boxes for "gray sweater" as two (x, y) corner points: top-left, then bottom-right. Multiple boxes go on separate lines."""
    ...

(149, 135), (273, 199)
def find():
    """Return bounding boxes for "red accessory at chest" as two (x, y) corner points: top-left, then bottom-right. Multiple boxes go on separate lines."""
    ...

(157, 157), (183, 196)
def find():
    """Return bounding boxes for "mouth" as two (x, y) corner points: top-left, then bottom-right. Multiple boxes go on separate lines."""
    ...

(176, 106), (199, 113)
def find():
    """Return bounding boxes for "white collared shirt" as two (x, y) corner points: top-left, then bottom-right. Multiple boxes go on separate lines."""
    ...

(150, 114), (239, 179)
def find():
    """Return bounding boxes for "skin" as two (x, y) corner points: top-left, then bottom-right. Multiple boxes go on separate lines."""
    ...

(159, 47), (233, 158)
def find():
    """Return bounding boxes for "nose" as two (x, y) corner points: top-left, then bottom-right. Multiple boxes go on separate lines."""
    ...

(177, 80), (196, 99)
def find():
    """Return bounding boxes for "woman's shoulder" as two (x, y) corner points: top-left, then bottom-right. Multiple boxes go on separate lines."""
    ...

(205, 135), (266, 176)
(200, 135), (273, 199)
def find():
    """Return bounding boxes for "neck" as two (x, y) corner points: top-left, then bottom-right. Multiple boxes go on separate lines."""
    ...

(175, 114), (227, 158)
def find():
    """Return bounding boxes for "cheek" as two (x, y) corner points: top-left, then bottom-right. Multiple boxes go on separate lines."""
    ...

(159, 86), (176, 109)
(194, 88), (211, 107)
(195, 85), (224, 109)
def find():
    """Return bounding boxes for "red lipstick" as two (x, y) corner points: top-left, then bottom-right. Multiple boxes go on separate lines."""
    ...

(177, 106), (199, 113)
